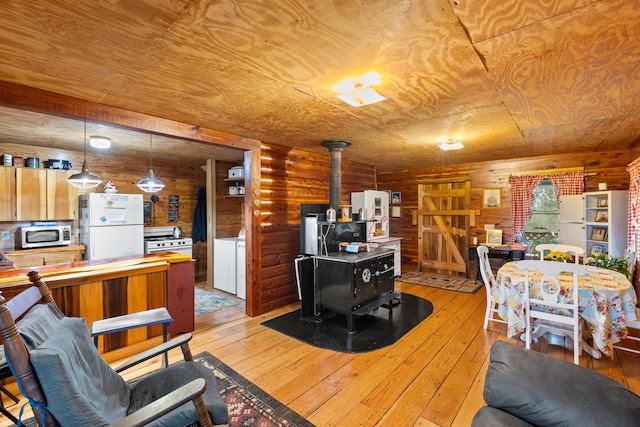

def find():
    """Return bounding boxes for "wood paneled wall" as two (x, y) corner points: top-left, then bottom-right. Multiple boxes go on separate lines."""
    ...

(377, 150), (635, 271)
(215, 160), (244, 238)
(258, 143), (376, 313)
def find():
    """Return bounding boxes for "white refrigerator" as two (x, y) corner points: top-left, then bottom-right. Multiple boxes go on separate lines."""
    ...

(351, 190), (389, 241)
(79, 193), (144, 260)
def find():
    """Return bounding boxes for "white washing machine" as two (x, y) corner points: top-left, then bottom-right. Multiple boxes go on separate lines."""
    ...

(236, 240), (246, 300)
(214, 238), (239, 294)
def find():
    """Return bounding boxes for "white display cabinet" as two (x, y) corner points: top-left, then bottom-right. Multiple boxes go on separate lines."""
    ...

(584, 191), (628, 259)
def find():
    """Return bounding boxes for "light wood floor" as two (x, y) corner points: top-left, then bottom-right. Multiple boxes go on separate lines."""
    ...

(2, 279), (640, 426)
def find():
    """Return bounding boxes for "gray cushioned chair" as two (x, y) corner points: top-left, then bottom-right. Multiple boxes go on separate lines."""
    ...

(472, 341), (640, 426)
(0, 271), (228, 426)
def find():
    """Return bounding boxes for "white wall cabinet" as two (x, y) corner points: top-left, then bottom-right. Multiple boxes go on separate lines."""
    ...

(558, 194), (585, 248)
(584, 191), (628, 258)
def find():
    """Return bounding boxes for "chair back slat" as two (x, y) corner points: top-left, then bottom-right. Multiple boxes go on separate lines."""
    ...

(6, 287), (43, 320)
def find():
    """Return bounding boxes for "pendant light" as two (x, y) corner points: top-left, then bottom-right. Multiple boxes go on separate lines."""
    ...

(137, 134), (165, 193)
(68, 122), (103, 189)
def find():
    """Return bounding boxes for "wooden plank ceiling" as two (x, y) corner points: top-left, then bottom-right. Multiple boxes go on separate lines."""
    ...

(0, 0), (638, 171)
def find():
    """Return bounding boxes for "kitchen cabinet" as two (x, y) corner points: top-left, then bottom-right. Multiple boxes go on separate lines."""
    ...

(16, 168), (77, 220)
(5, 245), (85, 268)
(558, 194), (585, 248)
(167, 260), (195, 336)
(0, 167), (16, 221)
(584, 191), (628, 258)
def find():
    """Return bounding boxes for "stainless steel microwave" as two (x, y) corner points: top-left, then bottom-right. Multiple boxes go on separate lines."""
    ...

(19, 225), (71, 249)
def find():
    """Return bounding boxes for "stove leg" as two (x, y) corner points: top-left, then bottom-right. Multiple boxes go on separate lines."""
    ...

(347, 313), (355, 333)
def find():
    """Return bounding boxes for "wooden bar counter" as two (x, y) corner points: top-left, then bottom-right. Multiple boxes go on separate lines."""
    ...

(0, 252), (195, 354)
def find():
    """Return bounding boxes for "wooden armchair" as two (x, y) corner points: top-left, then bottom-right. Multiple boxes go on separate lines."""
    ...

(0, 271), (228, 426)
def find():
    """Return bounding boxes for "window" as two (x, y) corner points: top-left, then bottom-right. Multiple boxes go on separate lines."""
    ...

(523, 178), (559, 253)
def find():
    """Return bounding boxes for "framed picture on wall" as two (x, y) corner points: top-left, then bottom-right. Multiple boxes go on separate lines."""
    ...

(486, 229), (503, 246)
(483, 188), (501, 208)
(391, 192), (401, 204)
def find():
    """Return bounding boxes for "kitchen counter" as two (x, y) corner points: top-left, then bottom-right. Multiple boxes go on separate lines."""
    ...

(0, 251), (191, 287)
(0, 252), (195, 357)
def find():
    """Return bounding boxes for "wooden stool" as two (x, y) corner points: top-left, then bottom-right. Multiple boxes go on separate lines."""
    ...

(91, 307), (173, 366)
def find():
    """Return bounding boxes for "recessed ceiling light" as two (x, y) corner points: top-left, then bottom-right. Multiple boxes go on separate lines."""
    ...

(89, 135), (111, 149)
(437, 137), (464, 151)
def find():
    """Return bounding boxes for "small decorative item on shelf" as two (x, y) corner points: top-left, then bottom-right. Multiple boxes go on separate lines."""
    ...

(104, 180), (118, 194)
(547, 251), (572, 262)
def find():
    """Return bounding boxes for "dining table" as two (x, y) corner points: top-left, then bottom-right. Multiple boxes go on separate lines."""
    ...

(493, 261), (638, 358)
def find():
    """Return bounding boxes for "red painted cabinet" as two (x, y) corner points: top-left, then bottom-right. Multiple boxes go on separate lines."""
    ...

(167, 261), (195, 336)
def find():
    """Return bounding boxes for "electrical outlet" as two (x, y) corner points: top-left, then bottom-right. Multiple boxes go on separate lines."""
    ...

(1, 231), (9, 240)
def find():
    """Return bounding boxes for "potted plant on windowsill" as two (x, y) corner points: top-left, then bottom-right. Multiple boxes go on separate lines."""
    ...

(584, 254), (629, 277)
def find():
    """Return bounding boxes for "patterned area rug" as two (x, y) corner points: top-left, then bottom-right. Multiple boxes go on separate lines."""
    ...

(195, 352), (314, 426)
(398, 270), (483, 294)
(195, 287), (240, 316)
(21, 353), (312, 426)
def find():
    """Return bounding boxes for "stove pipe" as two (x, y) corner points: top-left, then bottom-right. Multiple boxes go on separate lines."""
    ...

(321, 140), (351, 210)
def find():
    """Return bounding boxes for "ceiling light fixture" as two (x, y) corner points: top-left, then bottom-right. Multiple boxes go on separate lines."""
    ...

(137, 134), (165, 193)
(332, 71), (386, 107)
(437, 137), (464, 151)
(89, 135), (111, 149)
(68, 122), (103, 189)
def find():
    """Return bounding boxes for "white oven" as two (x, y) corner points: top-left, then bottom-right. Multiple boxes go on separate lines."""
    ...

(143, 226), (193, 258)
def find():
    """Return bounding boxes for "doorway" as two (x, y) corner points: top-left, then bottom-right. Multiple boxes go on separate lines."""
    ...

(416, 178), (475, 275)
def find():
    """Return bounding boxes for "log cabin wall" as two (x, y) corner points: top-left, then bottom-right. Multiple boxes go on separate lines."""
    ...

(377, 149), (635, 274)
(258, 143), (376, 313)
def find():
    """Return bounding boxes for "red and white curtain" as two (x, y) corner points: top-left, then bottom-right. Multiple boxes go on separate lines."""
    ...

(627, 158), (640, 247)
(509, 172), (585, 243)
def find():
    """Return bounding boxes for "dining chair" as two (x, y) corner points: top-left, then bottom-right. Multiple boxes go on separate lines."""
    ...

(537, 243), (585, 264)
(624, 246), (636, 280)
(477, 246), (507, 330)
(516, 260), (587, 364)
(613, 307), (640, 355)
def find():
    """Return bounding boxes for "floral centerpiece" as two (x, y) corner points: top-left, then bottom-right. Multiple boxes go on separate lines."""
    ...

(547, 251), (572, 262)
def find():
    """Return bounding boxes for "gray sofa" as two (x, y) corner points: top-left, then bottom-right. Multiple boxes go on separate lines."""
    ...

(471, 341), (640, 426)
